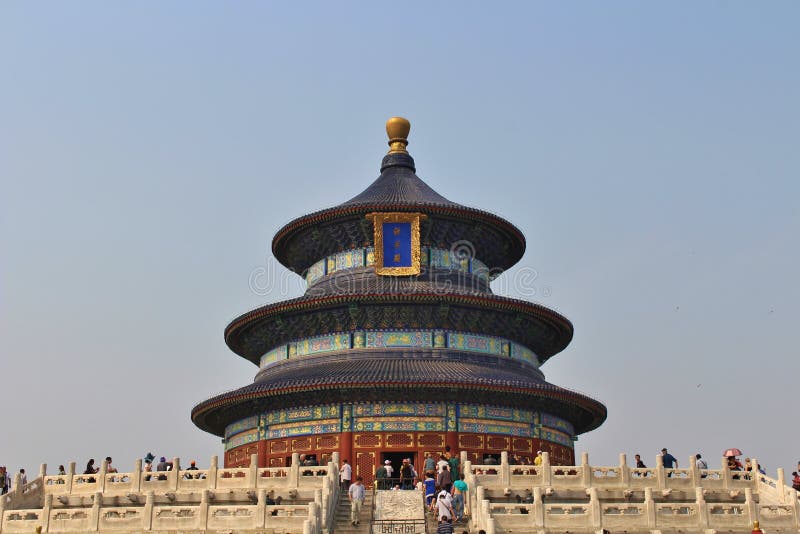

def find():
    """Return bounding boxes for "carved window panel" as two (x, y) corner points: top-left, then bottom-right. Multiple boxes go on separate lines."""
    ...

(417, 433), (445, 448)
(354, 433), (381, 448)
(458, 434), (483, 449)
(291, 437), (312, 451)
(317, 435), (339, 449)
(512, 438), (532, 453)
(386, 433), (413, 448)
(270, 440), (288, 453)
(487, 436), (510, 451)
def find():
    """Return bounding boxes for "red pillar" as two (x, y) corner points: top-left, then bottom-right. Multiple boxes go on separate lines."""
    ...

(340, 432), (353, 465)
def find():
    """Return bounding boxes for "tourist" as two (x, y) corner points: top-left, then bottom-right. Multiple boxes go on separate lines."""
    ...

(695, 454), (708, 470)
(661, 448), (678, 469)
(57, 465), (66, 476)
(434, 454), (446, 472)
(447, 452), (459, 479)
(452, 474), (467, 522)
(383, 459), (394, 480)
(340, 459), (352, 491)
(105, 457), (118, 474)
(424, 472), (436, 509)
(424, 453), (436, 473)
(791, 471), (800, 492)
(184, 460), (199, 479)
(436, 491), (454, 521)
(635, 454), (646, 468)
(400, 458), (414, 490)
(84, 459), (98, 483)
(0, 466), (7, 494)
(437, 464), (452, 491)
(143, 461), (153, 481)
(156, 457), (169, 480)
(483, 455), (497, 465)
(19, 468), (27, 486)
(436, 516), (454, 534)
(348, 475), (365, 525)
(534, 450), (543, 466)
(375, 461), (388, 490)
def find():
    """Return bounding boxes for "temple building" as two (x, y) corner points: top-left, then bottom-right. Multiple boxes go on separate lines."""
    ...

(191, 118), (607, 481)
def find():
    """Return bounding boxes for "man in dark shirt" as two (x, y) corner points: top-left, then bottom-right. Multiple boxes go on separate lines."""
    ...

(661, 448), (678, 469)
(436, 517), (454, 534)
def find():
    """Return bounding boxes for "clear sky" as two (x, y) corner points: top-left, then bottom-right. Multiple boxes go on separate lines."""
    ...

(2, 2), (798, 478)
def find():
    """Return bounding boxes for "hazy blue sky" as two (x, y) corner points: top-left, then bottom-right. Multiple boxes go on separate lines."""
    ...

(2, 2), (798, 477)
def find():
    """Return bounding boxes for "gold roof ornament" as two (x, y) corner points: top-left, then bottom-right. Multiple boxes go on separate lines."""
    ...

(386, 116), (411, 154)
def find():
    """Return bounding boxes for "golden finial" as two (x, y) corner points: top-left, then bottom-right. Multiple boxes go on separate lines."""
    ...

(386, 117), (411, 154)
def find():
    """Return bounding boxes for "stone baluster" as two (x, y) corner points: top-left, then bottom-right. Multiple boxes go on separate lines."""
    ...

(41, 493), (53, 533)
(289, 453), (300, 488)
(460, 450), (468, 472)
(171, 458), (180, 491)
(644, 487), (656, 529)
(39, 463), (47, 481)
(90, 491), (102, 531)
(132, 459), (142, 493)
(331, 452), (340, 467)
(256, 489), (267, 528)
(541, 452), (552, 487)
(209, 456), (218, 490)
(249, 454), (258, 488)
(500, 451), (510, 486)
(480, 497), (491, 531)
(776, 468), (787, 503)
(308, 500), (320, 534)
(199, 490), (210, 531)
(302, 519), (312, 534)
(486, 515), (496, 534)
(721, 457), (731, 490)
(143, 491), (154, 531)
(695, 487), (709, 529)
(750, 458), (759, 483)
(98, 459), (107, 492)
(12, 473), (21, 496)
(321, 477), (331, 528)
(689, 455), (700, 487)
(655, 454), (665, 490)
(532, 486), (544, 528)
(66, 462), (76, 494)
(581, 452), (591, 488)
(588, 487), (601, 530)
(744, 487), (757, 526)
(620, 453), (630, 486)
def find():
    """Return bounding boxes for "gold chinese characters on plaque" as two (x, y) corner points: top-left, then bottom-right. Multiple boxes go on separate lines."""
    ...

(366, 212), (425, 276)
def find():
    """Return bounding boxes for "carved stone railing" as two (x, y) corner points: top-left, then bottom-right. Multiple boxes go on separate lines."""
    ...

(463, 451), (800, 534)
(0, 452), (341, 534)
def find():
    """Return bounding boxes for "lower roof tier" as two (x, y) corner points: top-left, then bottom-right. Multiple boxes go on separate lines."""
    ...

(191, 350), (606, 438)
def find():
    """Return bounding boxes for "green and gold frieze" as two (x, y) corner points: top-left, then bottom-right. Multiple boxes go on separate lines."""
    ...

(259, 329), (541, 369)
(305, 246), (491, 286)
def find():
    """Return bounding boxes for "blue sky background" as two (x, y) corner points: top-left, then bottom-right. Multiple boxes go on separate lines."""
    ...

(2, 2), (798, 477)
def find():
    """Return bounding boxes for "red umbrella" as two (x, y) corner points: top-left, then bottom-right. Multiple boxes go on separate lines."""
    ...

(723, 448), (743, 457)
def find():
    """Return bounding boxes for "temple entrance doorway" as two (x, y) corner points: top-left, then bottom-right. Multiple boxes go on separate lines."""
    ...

(381, 451), (417, 483)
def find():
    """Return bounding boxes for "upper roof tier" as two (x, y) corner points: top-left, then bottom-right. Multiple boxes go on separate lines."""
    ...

(272, 118), (527, 275)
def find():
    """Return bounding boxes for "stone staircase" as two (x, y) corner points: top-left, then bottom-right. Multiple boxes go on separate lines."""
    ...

(331, 490), (373, 534)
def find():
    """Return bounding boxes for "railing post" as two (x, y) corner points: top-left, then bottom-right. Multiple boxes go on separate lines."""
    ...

(486, 516), (496, 534)
(532, 486), (544, 528)
(290, 453), (300, 488)
(331, 452), (340, 467)
(644, 487), (656, 529)
(541, 452), (552, 487)
(12, 473), (21, 496)
(695, 487), (709, 529)
(171, 458), (180, 491)
(90, 491), (102, 531)
(41, 493), (53, 533)
(655, 454), (666, 490)
(721, 457), (731, 490)
(199, 490), (209, 531)
(249, 454), (258, 488)
(475, 486), (485, 528)
(481, 499), (491, 532)
(66, 462), (76, 494)
(256, 489), (267, 528)
(132, 459), (142, 493)
(209, 456), (218, 490)
(39, 463), (47, 480)
(745, 488), (757, 526)
(587, 487), (601, 529)
(143, 491), (154, 531)
(98, 459), (107, 492)
(620, 453), (630, 486)
(321, 477), (330, 528)
(776, 468), (787, 503)
(500, 451), (510, 486)
(689, 455), (700, 487)
(581, 452), (591, 488)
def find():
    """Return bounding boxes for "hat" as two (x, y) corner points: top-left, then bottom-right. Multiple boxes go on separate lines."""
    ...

(384, 460), (391, 464)
(190, 460), (196, 466)
(661, 448), (667, 452)
(537, 450), (542, 454)
(144, 453), (155, 463)
(160, 457), (166, 462)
